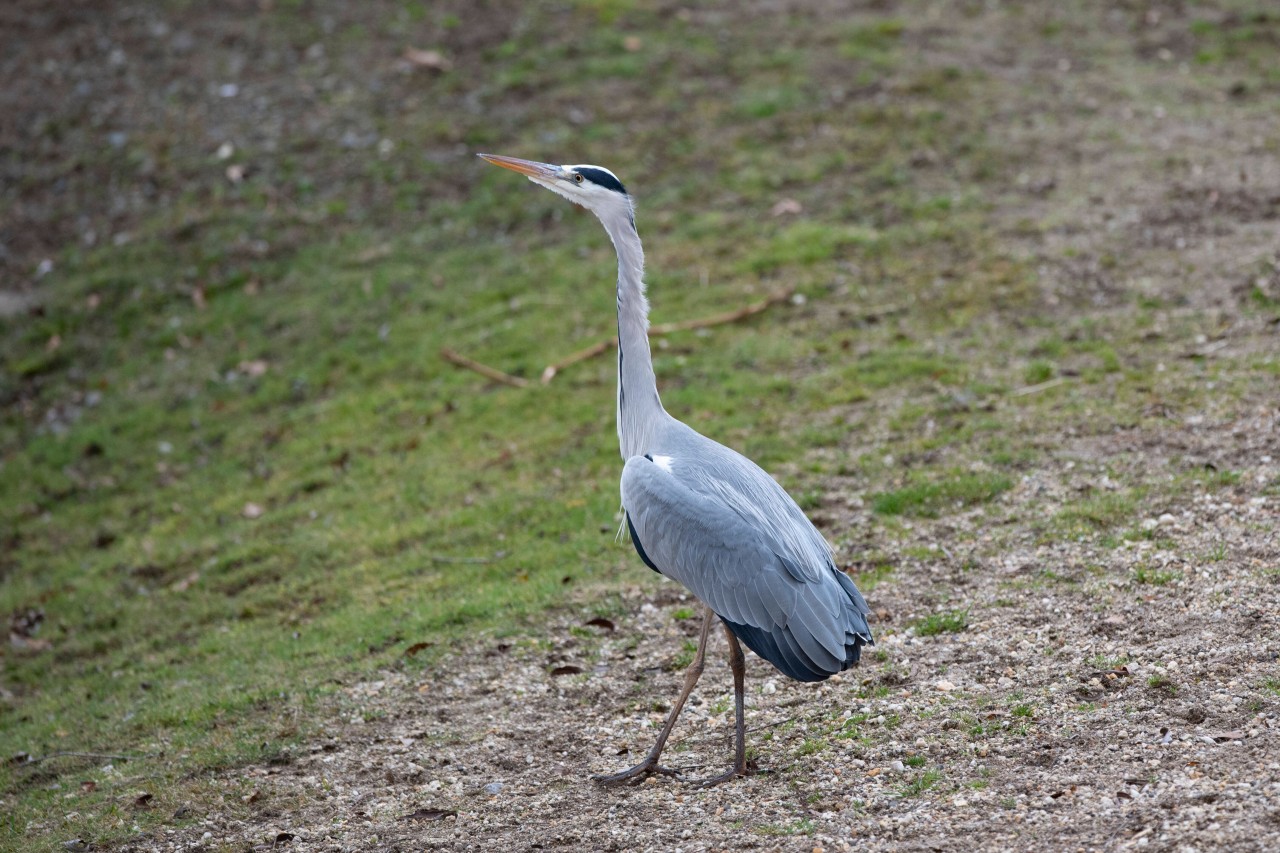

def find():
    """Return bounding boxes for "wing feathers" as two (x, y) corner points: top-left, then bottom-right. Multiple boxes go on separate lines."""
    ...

(623, 455), (873, 682)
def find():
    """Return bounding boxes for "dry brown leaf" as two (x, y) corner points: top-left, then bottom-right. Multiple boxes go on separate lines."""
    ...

(404, 48), (452, 71)
(771, 198), (803, 216)
(404, 642), (433, 657)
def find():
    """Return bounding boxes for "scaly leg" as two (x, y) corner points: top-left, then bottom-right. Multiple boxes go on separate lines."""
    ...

(695, 623), (751, 787)
(594, 605), (714, 786)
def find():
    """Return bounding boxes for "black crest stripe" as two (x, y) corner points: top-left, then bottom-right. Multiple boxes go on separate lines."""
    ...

(577, 167), (628, 195)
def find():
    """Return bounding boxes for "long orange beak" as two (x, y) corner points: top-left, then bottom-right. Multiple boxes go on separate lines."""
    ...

(477, 153), (562, 182)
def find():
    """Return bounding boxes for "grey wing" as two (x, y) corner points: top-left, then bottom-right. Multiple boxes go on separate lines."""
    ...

(622, 455), (872, 682)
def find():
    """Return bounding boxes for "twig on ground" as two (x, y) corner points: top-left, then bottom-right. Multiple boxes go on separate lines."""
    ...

(445, 286), (797, 387)
(440, 347), (529, 388)
(540, 285), (798, 383)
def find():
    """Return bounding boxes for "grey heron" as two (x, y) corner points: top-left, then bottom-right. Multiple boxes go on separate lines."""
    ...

(478, 154), (873, 787)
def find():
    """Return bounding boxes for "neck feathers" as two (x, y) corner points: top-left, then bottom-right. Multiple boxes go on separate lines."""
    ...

(598, 206), (664, 459)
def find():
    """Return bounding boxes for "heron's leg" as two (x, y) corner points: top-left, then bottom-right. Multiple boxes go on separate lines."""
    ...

(694, 624), (751, 788)
(593, 605), (714, 787)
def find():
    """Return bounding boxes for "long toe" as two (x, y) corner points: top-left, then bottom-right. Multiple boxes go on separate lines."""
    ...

(692, 767), (746, 788)
(593, 763), (682, 787)
(691, 758), (761, 788)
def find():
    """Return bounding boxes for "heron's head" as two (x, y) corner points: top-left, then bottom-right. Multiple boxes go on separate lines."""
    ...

(479, 154), (632, 222)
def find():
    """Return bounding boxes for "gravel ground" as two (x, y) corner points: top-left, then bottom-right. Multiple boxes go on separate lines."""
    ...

(131, 406), (1279, 851)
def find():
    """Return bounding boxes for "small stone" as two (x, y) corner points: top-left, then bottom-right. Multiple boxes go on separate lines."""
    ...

(935, 680), (957, 692)
(889, 760), (905, 772)
(483, 782), (504, 795)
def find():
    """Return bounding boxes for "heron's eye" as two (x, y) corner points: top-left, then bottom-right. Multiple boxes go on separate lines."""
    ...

(574, 173), (585, 184)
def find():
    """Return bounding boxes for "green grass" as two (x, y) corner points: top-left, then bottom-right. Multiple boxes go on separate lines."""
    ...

(871, 473), (1012, 517)
(912, 609), (970, 636)
(849, 561), (897, 592)
(899, 769), (942, 797)
(1050, 489), (1146, 537)
(797, 738), (825, 756)
(757, 818), (816, 837)
(670, 640), (698, 671)
(1134, 564), (1181, 586)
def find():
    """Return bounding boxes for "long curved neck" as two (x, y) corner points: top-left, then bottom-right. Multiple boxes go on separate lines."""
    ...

(599, 206), (665, 459)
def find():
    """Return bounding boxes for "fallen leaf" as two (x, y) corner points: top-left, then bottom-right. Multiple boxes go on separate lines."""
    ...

(399, 807), (456, 822)
(238, 359), (269, 377)
(170, 572), (199, 592)
(585, 617), (615, 631)
(404, 642), (433, 657)
(403, 48), (452, 71)
(550, 665), (584, 677)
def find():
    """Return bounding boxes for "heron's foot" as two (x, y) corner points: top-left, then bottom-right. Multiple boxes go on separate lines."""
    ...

(592, 761), (681, 787)
(690, 759), (761, 788)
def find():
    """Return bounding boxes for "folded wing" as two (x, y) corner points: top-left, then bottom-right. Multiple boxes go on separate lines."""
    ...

(622, 454), (872, 682)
